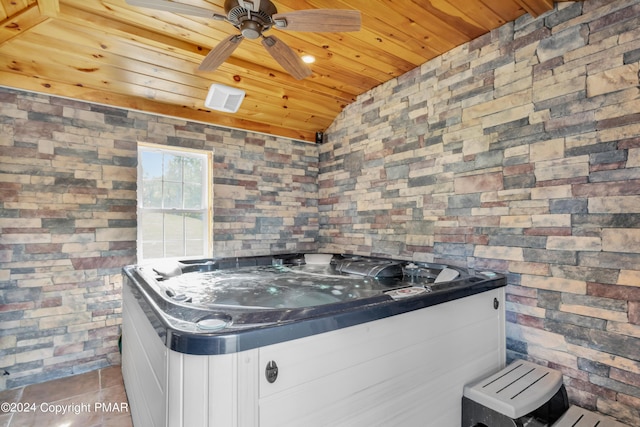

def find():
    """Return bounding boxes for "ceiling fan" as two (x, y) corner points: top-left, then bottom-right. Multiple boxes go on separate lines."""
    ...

(125, 0), (362, 79)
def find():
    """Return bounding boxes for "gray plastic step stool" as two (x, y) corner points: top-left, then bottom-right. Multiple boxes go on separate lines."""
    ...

(553, 405), (629, 427)
(462, 359), (569, 426)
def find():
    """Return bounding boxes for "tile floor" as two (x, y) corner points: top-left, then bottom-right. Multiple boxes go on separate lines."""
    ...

(0, 366), (132, 427)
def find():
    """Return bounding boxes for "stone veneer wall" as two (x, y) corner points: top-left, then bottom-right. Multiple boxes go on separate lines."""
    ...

(0, 87), (318, 389)
(321, 0), (640, 424)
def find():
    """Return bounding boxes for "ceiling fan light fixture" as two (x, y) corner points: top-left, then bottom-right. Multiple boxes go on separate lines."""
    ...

(239, 20), (263, 39)
(205, 84), (245, 113)
(302, 55), (315, 64)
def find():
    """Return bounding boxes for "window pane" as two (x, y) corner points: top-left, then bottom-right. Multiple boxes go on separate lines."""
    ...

(164, 212), (185, 257)
(140, 209), (164, 259)
(142, 180), (162, 208)
(185, 239), (204, 257)
(184, 183), (202, 208)
(184, 157), (203, 183)
(165, 239), (185, 258)
(163, 154), (182, 182)
(164, 212), (185, 241)
(164, 182), (182, 209)
(143, 241), (164, 259)
(141, 151), (163, 180)
(185, 212), (204, 239)
(140, 211), (163, 242)
(185, 212), (205, 256)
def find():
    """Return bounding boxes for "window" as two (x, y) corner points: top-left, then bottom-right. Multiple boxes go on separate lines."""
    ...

(137, 143), (212, 261)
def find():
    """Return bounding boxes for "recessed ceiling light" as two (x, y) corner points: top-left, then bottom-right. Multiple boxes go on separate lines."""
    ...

(302, 55), (315, 64)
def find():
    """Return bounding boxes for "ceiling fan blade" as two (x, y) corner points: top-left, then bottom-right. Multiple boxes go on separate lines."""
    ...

(272, 9), (361, 32)
(198, 35), (244, 72)
(238, 0), (260, 12)
(125, 0), (224, 19)
(261, 36), (312, 80)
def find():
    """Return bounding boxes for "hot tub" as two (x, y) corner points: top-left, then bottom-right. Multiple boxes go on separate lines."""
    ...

(122, 254), (506, 427)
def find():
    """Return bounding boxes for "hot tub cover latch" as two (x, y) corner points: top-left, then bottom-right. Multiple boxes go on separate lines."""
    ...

(265, 360), (279, 383)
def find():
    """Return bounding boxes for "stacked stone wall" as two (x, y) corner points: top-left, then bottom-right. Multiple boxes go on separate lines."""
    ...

(322, 0), (640, 423)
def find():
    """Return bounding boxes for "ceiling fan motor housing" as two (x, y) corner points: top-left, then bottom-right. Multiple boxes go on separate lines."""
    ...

(225, 0), (276, 38)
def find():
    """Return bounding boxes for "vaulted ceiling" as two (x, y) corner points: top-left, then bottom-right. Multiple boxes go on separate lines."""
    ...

(1, 0), (565, 142)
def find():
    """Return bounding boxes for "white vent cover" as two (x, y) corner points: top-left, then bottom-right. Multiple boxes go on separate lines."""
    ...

(204, 84), (245, 113)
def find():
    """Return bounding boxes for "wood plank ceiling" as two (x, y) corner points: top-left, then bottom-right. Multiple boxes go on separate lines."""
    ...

(0, 0), (564, 142)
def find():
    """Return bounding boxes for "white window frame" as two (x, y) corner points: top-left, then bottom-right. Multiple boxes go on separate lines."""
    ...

(136, 142), (213, 262)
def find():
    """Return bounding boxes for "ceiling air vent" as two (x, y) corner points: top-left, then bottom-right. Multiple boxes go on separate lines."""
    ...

(204, 84), (245, 113)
